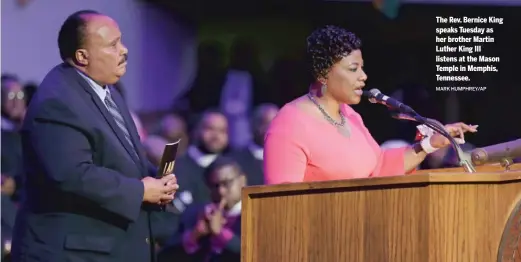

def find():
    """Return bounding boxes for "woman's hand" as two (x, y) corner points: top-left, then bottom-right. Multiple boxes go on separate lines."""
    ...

(430, 122), (478, 149)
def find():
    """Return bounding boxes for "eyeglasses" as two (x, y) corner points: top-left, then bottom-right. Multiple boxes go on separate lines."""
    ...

(210, 176), (240, 189)
(7, 91), (25, 100)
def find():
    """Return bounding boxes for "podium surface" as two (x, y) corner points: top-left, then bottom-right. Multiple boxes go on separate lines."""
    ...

(241, 165), (521, 262)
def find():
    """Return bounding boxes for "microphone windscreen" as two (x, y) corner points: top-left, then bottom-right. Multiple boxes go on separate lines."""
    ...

(369, 88), (381, 97)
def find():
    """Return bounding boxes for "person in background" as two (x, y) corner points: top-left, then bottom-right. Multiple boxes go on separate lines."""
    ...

(1, 74), (26, 129)
(23, 82), (38, 106)
(158, 156), (244, 262)
(229, 103), (279, 186)
(1, 74), (26, 200)
(173, 109), (230, 211)
(156, 113), (189, 155)
(263, 25), (477, 184)
(143, 135), (170, 166)
(130, 111), (147, 142)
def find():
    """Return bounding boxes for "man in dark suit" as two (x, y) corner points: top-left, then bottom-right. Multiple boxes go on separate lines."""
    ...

(11, 10), (179, 262)
(229, 103), (278, 186)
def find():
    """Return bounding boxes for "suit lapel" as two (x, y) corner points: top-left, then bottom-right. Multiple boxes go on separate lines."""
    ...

(109, 87), (149, 174)
(69, 69), (142, 166)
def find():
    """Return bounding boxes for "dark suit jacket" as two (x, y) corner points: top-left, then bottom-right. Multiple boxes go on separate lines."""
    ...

(11, 63), (167, 262)
(1, 129), (23, 178)
(1, 130), (24, 201)
(228, 148), (265, 186)
(173, 154), (212, 206)
(158, 204), (241, 262)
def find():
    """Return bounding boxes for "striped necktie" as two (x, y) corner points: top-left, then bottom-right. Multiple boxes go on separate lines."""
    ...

(104, 91), (139, 159)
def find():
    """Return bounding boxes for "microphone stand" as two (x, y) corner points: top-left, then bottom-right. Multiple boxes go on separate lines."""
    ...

(391, 112), (477, 173)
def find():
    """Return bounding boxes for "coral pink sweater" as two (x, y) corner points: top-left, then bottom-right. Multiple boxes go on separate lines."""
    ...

(264, 103), (408, 184)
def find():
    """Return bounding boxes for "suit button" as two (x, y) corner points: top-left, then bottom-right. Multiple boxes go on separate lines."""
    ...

(145, 238), (150, 244)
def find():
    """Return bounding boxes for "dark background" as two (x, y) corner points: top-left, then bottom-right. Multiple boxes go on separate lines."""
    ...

(146, 0), (521, 146)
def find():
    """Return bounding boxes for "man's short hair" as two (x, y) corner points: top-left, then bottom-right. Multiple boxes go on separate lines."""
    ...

(57, 10), (100, 62)
(251, 103), (279, 129)
(1, 74), (19, 87)
(204, 156), (243, 181)
(1, 74), (20, 102)
(191, 108), (227, 132)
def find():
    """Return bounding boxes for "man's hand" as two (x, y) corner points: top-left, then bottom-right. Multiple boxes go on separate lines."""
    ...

(192, 212), (210, 240)
(159, 174), (178, 205)
(206, 199), (227, 235)
(161, 174), (178, 194)
(142, 175), (179, 204)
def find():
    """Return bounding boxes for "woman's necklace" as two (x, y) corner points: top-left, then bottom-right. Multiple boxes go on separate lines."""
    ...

(306, 93), (351, 137)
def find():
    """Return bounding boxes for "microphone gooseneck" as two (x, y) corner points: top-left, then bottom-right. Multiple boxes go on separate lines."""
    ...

(363, 88), (476, 173)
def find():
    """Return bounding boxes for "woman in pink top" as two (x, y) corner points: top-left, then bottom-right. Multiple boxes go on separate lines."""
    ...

(264, 26), (477, 184)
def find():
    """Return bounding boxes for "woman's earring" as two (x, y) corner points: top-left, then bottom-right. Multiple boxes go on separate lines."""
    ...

(320, 83), (327, 96)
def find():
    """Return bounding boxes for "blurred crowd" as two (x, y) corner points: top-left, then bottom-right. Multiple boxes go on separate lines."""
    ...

(1, 37), (480, 261)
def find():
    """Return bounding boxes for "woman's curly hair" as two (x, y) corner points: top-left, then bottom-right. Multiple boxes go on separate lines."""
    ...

(306, 25), (362, 80)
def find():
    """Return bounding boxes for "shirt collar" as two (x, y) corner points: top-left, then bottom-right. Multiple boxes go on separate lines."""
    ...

(187, 145), (218, 168)
(226, 201), (241, 217)
(248, 143), (263, 160)
(76, 69), (109, 101)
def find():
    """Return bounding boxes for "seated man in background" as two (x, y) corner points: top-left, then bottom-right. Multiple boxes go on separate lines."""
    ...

(1, 74), (26, 201)
(173, 109), (230, 211)
(156, 113), (189, 155)
(158, 156), (244, 262)
(130, 111), (147, 142)
(229, 103), (278, 186)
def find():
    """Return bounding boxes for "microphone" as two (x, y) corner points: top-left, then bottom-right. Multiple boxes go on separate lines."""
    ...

(470, 139), (521, 165)
(386, 103), (477, 173)
(362, 88), (416, 115)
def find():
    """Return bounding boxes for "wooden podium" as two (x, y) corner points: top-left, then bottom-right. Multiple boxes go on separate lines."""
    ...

(241, 164), (521, 262)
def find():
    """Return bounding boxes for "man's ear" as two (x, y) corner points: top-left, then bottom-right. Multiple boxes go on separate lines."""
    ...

(74, 49), (89, 66)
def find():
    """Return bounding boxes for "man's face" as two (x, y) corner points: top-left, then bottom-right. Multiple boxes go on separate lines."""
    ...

(199, 113), (228, 153)
(161, 114), (186, 142)
(1, 175), (16, 196)
(207, 165), (245, 209)
(79, 14), (128, 85)
(1, 80), (26, 121)
(254, 107), (278, 145)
